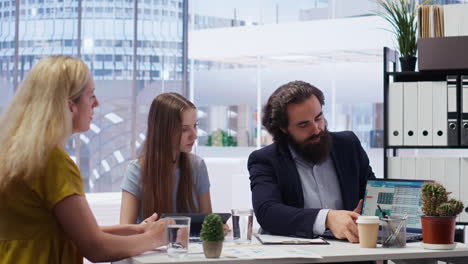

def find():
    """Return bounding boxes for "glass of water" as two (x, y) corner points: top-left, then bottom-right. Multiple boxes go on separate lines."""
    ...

(166, 216), (191, 259)
(231, 208), (253, 244)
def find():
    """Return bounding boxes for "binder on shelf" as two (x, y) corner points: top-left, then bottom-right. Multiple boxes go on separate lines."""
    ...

(389, 82), (403, 146)
(415, 158), (431, 180)
(403, 82), (418, 146)
(443, 4), (460, 37)
(430, 158), (446, 184)
(459, 158), (468, 222)
(464, 5), (468, 36)
(444, 4), (468, 36)
(418, 5), (444, 38)
(434, 5), (444, 37)
(387, 157), (401, 179)
(444, 158), (460, 201)
(417, 82), (433, 145)
(461, 76), (468, 146)
(401, 157), (416, 179)
(447, 76), (459, 146)
(433, 81), (448, 146)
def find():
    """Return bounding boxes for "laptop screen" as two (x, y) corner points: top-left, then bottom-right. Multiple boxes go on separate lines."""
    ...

(362, 179), (427, 232)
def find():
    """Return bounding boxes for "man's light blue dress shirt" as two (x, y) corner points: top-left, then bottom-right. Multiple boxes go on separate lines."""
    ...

(289, 145), (343, 235)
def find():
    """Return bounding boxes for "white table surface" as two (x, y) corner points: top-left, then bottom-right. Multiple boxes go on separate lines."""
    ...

(120, 238), (468, 264)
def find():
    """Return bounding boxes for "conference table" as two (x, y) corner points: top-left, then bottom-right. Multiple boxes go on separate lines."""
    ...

(119, 237), (468, 264)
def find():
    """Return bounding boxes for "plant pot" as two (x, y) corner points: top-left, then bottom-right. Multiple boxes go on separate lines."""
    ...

(421, 216), (456, 250)
(399, 56), (417, 72)
(202, 241), (223, 258)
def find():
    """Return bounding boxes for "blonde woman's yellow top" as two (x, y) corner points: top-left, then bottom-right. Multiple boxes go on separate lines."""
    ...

(0, 147), (84, 264)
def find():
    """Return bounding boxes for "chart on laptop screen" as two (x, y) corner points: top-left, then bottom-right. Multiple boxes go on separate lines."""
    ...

(362, 180), (425, 229)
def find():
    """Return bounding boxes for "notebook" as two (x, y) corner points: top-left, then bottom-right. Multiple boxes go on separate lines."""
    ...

(323, 178), (428, 242)
(161, 213), (231, 242)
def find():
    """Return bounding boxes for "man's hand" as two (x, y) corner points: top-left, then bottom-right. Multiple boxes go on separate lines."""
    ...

(325, 200), (364, 243)
(353, 199), (363, 214)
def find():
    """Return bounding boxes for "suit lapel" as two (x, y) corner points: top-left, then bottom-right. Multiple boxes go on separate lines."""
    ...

(330, 134), (353, 211)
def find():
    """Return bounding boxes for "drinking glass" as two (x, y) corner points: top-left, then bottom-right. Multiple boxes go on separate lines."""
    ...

(231, 209), (253, 244)
(166, 217), (190, 258)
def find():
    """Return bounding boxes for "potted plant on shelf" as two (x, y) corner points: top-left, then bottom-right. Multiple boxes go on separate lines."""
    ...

(200, 214), (224, 258)
(420, 182), (464, 250)
(376, 0), (427, 71)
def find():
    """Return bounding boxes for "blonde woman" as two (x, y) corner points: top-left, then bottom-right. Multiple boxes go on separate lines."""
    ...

(0, 56), (168, 264)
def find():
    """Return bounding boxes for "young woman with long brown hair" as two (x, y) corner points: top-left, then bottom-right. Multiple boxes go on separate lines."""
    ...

(119, 93), (212, 224)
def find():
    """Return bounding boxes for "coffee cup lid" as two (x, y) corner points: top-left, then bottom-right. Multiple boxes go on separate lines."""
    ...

(356, 216), (380, 224)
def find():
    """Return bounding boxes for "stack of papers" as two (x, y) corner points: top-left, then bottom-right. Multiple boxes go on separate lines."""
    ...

(222, 245), (322, 259)
(255, 234), (328, 245)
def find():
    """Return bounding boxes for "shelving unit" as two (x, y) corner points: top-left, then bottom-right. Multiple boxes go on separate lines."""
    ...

(383, 47), (468, 170)
(382, 47), (468, 241)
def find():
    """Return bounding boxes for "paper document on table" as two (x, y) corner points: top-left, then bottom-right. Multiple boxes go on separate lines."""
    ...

(255, 234), (329, 245)
(222, 246), (322, 259)
(188, 243), (204, 254)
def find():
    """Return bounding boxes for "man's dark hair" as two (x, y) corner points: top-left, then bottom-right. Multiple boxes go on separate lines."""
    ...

(262, 80), (325, 142)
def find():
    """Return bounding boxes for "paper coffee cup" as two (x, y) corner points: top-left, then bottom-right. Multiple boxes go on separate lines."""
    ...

(356, 216), (380, 248)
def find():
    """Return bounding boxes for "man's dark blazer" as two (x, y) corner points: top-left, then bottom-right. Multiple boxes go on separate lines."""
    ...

(248, 131), (376, 238)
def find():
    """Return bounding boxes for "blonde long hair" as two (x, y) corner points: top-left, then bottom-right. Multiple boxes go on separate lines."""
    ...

(0, 56), (89, 190)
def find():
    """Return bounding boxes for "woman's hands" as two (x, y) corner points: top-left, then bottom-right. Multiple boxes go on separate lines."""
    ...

(223, 223), (230, 236)
(141, 213), (170, 249)
(141, 213), (159, 225)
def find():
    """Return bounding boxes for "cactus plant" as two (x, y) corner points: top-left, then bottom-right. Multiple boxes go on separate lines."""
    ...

(200, 214), (224, 242)
(421, 182), (464, 217)
(437, 199), (465, 217)
(420, 182), (464, 249)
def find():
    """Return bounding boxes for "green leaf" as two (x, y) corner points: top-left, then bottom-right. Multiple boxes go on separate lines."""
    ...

(374, 0), (426, 57)
(200, 214), (224, 242)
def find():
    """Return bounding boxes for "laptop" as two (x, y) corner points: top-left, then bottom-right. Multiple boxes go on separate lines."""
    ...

(323, 178), (428, 242)
(161, 213), (231, 242)
(362, 178), (428, 242)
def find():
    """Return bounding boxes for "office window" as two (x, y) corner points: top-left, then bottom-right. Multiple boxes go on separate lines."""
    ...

(0, 0), (186, 192)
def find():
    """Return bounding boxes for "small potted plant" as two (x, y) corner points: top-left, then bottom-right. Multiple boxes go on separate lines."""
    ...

(375, 0), (429, 71)
(421, 182), (464, 250)
(200, 214), (224, 258)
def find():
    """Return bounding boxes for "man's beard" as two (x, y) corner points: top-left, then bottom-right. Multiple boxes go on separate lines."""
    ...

(288, 128), (332, 164)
